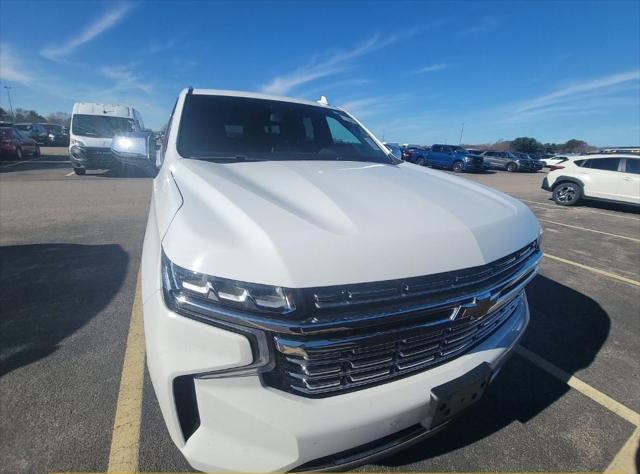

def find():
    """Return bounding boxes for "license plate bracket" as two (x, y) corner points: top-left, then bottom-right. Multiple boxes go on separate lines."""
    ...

(426, 362), (492, 429)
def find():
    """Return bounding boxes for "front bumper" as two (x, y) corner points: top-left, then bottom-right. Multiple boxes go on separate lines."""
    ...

(69, 146), (114, 169)
(541, 177), (551, 191)
(461, 160), (484, 172)
(143, 279), (530, 472)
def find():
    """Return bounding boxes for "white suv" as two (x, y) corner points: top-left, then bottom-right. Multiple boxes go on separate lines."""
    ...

(117, 88), (542, 472)
(542, 154), (640, 206)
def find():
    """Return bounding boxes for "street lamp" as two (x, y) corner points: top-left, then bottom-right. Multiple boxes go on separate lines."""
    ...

(4, 86), (15, 120)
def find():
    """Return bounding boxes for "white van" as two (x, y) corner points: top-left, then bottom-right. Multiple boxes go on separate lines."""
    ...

(69, 102), (144, 175)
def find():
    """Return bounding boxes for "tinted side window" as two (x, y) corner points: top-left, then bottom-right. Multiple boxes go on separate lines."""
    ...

(326, 117), (359, 144)
(432, 145), (442, 152)
(624, 158), (640, 174)
(587, 158), (621, 171)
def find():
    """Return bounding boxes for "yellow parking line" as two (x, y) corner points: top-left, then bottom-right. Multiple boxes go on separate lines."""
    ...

(544, 254), (640, 287)
(539, 218), (640, 243)
(515, 346), (640, 427)
(107, 274), (145, 473)
(520, 198), (640, 222)
(605, 427), (640, 473)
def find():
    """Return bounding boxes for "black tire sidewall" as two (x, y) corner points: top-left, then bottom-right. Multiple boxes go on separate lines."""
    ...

(452, 161), (463, 172)
(15, 147), (22, 159)
(507, 163), (517, 172)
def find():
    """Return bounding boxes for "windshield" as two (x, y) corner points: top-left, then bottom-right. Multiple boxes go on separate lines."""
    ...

(177, 95), (392, 164)
(72, 114), (135, 138)
(451, 146), (470, 153)
(44, 124), (63, 133)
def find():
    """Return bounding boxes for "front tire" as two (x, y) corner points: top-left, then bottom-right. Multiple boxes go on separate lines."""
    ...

(34, 146), (40, 157)
(452, 160), (464, 172)
(553, 182), (582, 206)
(73, 168), (86, 176)
(14, 147), (23, 160)
(506, 162), (517, 172)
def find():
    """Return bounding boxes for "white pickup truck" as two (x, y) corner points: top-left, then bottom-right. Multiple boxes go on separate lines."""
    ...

(113, 88), (542, 472)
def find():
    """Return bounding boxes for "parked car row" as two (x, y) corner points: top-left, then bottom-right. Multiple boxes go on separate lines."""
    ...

(0, 123), (41, 159)
(0, 122), (70, 147)
(394, 144), (543, 173)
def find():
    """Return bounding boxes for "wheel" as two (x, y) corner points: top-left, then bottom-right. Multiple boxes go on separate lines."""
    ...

(14, 147), (23, 160)
(553, 182), (582, 206)
(506, 162), (517, 172)
(452, 160), (464, 172)
(34, 146), (40, 157)
(73, 168), (86, 176)
(416, 157), (425, 166)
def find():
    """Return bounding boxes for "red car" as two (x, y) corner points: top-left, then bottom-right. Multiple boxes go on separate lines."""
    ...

(0, 126), (40, 159)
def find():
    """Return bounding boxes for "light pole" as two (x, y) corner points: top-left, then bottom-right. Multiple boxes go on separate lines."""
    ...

(4, 86), (14, 120)
(458, 122), (465, 145)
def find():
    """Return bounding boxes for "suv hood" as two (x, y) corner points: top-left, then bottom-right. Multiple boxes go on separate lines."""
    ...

(163, 159), (539, 287)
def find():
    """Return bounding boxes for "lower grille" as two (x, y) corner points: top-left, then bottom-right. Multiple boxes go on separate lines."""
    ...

(268, 294), (524, 396)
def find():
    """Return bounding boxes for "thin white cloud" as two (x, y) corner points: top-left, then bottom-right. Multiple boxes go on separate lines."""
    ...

(261, 27), (429, 95)
(145, 37), (179, 55)
(41, 3), (133, 60)
(415, 63), (450, 74)
(512, 69), (640, 115)
(101, 65), (153, 94)
(458, 15), (502, 36)
(0, 44), (32, 83)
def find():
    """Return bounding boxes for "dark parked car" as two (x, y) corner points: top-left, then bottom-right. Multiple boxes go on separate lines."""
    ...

(39, 123), (70, 146)
(513, 151), (544, 171)
(481, 151), (537, 172)
(14, 123), (49, 145)
(0, 126), (40, 159)
(423, 144), (484, 172)
(401, 145), (430, 163)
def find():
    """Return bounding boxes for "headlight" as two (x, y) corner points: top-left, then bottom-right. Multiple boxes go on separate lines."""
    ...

(162, 251), (298, 321)
(464, 155), (472, 162)
(48, 133), (55, 139)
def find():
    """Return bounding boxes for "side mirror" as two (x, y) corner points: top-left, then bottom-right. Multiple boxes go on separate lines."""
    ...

(111, 131), (158, 176)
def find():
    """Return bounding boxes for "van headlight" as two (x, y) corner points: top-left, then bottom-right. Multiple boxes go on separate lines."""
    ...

(162, 251), (298, 323)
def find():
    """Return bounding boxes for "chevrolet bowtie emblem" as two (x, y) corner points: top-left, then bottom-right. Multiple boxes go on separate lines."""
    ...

(452, 292), (496, 321)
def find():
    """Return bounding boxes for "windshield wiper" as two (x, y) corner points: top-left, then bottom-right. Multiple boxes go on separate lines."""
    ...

(189, 154), (262, 162)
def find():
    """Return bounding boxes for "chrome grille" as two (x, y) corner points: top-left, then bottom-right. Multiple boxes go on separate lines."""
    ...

(262, 241), (541, 397)
(273, 295), (523, 395)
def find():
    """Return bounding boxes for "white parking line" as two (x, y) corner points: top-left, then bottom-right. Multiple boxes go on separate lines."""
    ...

(539, 218), (640, 243)
(0, 158), (37, 168)
(545, 254), (640, 287)
(65, 171), (75, 176)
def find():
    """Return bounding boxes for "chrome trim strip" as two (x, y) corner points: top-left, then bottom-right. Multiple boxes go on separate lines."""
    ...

(275, 262), (539, 357)
(171, 248), (541, 337)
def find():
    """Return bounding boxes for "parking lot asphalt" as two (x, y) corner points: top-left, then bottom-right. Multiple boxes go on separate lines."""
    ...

(1, 149), (638, 474)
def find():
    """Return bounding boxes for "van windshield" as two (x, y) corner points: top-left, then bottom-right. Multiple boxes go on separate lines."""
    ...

(177, 95), (392, 164)
(72, 114), (135, 138)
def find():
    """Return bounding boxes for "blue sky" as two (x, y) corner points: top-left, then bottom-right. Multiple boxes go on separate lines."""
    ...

(1, 0), (639, 145)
